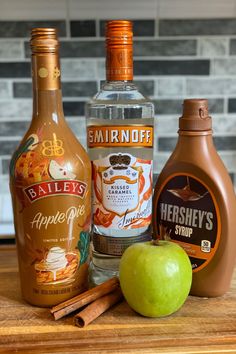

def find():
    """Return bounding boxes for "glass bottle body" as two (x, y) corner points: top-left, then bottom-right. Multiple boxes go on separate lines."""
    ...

(86, 81), (154, 285)
(10, 90), (91, 306)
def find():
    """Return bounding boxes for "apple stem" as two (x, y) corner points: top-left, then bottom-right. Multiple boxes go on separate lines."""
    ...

(152, 239), (160, 246)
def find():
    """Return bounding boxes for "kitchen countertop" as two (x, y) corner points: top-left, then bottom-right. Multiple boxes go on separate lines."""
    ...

(0, 245), (236, 354)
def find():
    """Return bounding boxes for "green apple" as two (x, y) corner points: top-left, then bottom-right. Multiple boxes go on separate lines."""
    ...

(119, 240), (192, 317)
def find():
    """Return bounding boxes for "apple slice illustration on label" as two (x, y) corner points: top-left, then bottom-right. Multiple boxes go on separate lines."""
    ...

(49, 160), (76, 180)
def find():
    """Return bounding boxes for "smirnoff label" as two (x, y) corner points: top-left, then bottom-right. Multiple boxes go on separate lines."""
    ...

(92, 152), (152, 232)
(87, 125), (153, 148)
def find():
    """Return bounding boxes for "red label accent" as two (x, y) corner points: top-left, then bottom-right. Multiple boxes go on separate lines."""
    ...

(24, 180), (87, 202)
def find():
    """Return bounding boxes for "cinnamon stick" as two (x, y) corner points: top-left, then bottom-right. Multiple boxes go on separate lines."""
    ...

(74, 288), (123, 328)
(51, 277), (119, 320)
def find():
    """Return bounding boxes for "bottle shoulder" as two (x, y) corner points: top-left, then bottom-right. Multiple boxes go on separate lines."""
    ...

(87, 81), (154, 106)
(9, 117), (91, 181)
(86, 83), (154, 120)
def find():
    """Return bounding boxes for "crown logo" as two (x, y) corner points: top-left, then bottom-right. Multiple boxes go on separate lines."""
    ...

(109, 154), (131, 166)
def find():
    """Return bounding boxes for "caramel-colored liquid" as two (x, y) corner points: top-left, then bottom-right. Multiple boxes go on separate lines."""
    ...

(153, 129), (236, 297)
(10, 51), (91, 306)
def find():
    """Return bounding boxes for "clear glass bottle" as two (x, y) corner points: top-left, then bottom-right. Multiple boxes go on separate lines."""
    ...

(86, 21), (154, 285)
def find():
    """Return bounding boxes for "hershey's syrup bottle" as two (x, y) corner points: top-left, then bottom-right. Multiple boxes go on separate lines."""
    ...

(153, 99), (236, 297)
(9, 28), (91, 307)
(86, 20), (154, 285)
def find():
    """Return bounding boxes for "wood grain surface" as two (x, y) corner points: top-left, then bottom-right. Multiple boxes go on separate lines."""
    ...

(0, 246), (236, 354)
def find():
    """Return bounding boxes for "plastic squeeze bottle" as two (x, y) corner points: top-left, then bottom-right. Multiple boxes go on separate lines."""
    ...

(153, 99), (236, 297)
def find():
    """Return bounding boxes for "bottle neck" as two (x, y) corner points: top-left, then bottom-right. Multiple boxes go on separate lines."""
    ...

(31, 52), (64, 122)
(106, 45), (133, 82)
(32, 90), (64, 122)
(176, 130), (214, 152)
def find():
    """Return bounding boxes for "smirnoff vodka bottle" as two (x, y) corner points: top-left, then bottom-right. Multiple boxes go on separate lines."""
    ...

(86, 21), (154, 285)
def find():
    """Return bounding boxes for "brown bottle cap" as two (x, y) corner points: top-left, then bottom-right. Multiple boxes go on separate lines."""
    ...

(179, 99), (212, 131)
(106, 20), (133, 81)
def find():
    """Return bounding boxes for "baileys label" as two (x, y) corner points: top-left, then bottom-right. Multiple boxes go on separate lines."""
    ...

(24, 180), (87, 202)
(11, 132), (90, 290)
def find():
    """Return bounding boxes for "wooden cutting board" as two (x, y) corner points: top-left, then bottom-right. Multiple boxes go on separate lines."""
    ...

(0, 246), (236, 354)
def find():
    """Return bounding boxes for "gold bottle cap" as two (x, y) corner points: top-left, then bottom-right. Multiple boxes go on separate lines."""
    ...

(179, 99), (212, 131)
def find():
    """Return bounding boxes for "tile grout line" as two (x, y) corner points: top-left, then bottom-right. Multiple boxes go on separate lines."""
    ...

(95, 19), (100, 37)
(65, 0), (71, 38)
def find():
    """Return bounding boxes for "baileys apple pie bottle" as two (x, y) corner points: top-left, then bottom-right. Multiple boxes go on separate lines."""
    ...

(9, 28), (91, 307)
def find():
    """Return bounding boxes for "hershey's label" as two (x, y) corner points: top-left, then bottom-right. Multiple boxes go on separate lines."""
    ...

(160, 203), (213, 230)
(155, 174), (221, 273)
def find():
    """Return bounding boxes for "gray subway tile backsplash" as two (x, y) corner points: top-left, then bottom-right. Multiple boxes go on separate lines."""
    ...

(0, 62), (30, 78)
(153, 99), (182, 115)
(1, 16), (236, 232)
(67, 118), (86, 137)
(159, 136), (236, 153)
(204, 98), (224, 114)
(134, 60), (210, 75)
(0, 82), (12, 98)
(188, 78), (236, 96)
(13, 81), (98, 98)
(2, 159), (10, 175)
(212, 117), (236, 134)
(0, 140), (19, 155)
(157, 78), (184, 97)
(214, 137), (236, 151)
(0, 21), (66, 38)
(199, 38), (228, 57)
(61, 60), (97, 79)
(159, 19), (236, 36)
(230, 39), (236, 55)
(159, 137), (178, 152)
(134, 80), (155, 96)
(70, 20), (96, 37)
(0, 100), (31, 117)
(154, 98), (224, 115)
(63, 101), (86, 116)
(157, 116), (236, 136)
(186, 78), (226, 95)
(60, 41), (105, 58)
(62, 82), (98, 97)
(134, 39), (196, 57)
(228, 98), (236, 113)
(0, 121), (30, 137)
(25, 40), (105, 58)
(13, 82), (31, 98)
(212, 58), (236, 75)
(0, 40), (24, 59)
